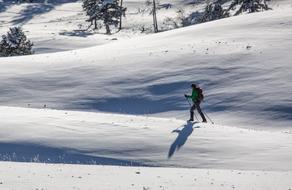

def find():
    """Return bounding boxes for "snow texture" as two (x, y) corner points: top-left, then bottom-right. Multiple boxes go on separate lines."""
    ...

(0, 161), (291, 190)
(0, 4), (292, 129)
(0, 0), (291, 189)
(0, 106), (291, 170)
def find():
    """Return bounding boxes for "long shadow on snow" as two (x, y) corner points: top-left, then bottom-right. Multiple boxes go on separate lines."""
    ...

(168, 121), (199, 158)
(263, 105), (292, 120)
(74, 96), (186, 115)
(72, 79), (251, 115)
(0, 142), (148, 166)
(74, 81), (191, 114)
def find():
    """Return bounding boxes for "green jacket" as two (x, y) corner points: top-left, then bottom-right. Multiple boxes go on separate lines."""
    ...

(186, 89), (199, 102)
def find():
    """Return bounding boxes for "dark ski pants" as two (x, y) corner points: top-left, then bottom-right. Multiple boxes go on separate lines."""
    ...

(190, 101), (207, 122)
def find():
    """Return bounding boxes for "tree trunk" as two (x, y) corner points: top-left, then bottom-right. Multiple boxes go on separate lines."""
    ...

(152, 0), (158, 33)
(94, 19), (97, 30)
(105, 23), (111, 34)
(119, 0), (123, 30)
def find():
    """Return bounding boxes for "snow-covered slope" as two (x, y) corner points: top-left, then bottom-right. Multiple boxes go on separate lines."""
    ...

(0, 1), (292, 189)
(0, 0), (196, 53)
(0, 0), (289, 54)
(1, 106), (291, 170)
(0, 6), (292, 129)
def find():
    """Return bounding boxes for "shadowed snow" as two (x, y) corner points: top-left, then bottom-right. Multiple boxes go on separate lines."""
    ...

(0, 107), (291, 170)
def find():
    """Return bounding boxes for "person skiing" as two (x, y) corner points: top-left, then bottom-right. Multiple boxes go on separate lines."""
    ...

(185, 84), (207, 122)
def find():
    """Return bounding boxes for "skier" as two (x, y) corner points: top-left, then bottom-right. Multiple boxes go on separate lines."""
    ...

(185, 84), (207, 122)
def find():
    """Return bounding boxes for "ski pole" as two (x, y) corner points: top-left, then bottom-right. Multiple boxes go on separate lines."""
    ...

(202, 110), (214, 124)
(185, 97), (198, 121)
(186, 97), (191, 106)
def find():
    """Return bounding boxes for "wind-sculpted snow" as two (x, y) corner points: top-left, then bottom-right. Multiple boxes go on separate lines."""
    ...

(0, 1), (291, 189)
(0, 107), (291, 170)
(0, 7), (292, 129)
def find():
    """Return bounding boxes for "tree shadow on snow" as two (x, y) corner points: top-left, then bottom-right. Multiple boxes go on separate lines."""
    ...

(11, 4), (54, 25)
(59, 30), (94, 38)
(0, 0), (15, 13)
(168, 121), (199, 158)
(8, 0), (79, 26)
(0, 142), (148, 166)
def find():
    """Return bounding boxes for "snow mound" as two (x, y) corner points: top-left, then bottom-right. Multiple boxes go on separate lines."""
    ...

(1, 106), (291, 170)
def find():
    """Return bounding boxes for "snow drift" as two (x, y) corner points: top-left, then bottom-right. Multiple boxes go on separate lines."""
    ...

(0, 106), (291, 170)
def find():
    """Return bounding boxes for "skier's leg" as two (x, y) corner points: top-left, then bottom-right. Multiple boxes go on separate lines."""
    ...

(195, 102), (207, 122)
(189, 104), (195, 121)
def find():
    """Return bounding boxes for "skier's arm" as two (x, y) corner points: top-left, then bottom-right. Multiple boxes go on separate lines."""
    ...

(184, 94), (191, 98)
(185, 89), (199, 100)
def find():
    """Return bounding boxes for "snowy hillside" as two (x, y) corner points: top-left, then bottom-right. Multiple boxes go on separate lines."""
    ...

(0, 0), (204, 53)
(1, 0), (290, 54)
(0, 5), (292, 129)
(1, 106), (291, 170)
(0, 106), (291, 189)
(0, 0), (292, 189)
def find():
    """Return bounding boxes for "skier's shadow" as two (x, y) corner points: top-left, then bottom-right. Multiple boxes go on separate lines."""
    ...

(168, 121), (199, 158)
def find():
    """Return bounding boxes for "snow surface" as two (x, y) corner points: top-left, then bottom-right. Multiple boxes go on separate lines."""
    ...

(1, 106), (291, 170)
(0, 0), (292, 189)
(0, 4), (292, 129)
(0, 161), (291, 190)
(0, 0), (196, 53)
(1, 0), (289, 54)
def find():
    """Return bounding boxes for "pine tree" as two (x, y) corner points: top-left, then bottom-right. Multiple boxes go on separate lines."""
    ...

(82, 0), (99, 30)
(200, 2), (229, 23)
(0, 27), (34, 57)
(82, 0), (126, 34)
(227, 0), (271, 16)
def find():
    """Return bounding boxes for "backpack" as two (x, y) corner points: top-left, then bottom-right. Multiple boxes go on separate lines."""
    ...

(197, 87), (204, 101)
